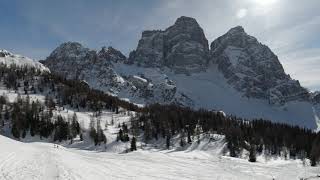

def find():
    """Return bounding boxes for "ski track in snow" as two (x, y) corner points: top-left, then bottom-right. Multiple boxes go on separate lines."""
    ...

(1, 135), (320, 180)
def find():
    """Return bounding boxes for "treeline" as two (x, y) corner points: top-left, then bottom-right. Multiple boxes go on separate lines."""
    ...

(0, 64), (139, 144)
(39, 72), (141, 113)
(0, 63), (141, 113)
(0, 94), (81, 142)
(0, 63), (42, 91)
(133, 104), (320, 166)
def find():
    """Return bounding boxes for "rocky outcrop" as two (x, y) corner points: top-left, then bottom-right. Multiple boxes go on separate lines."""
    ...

(42, 42), (181, 105)
(210, 26), (309, 104)
(129, 16), (209, 73)
(98, 46), (126, 63)
(311, 92), (320, 104)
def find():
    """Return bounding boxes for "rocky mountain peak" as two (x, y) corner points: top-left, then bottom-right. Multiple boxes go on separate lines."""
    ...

(98, 46), (126, 63)
(226, 26), (245, 35)
(47, 41), (92, 62)
(54, 42), (86, 53)
(210, 26), (309, 104)
(210, 26), (257, 52)
(166, 16), (208, 50)
(172, 16), (200, 28)
(129, 16), (209, 73)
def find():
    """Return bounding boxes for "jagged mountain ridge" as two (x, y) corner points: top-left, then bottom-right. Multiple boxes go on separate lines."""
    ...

(43, 42), (179, 105)
(41, 16), (319, 129)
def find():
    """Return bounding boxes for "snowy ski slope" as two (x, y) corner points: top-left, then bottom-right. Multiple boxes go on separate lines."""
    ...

(1, 134), (320, 180)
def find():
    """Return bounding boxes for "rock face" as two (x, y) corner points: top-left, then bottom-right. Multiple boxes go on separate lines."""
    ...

(311, 92), (320, 104)
(129, 19), (309, 104)
(129, 16), (209, 73)
(210, 26), (309, 104)
(98, 46), (126, 63)
(42, 42), (179, 105)
(44, 42), (96, 79)
(43, 42), (127, 90)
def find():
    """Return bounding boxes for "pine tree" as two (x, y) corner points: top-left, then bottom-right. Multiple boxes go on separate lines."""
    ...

(22, 129), (27, 138)
(11, 123), (20, 139)
(310, 134), (320, 166)
(89, 115), (98, 145)
(96, 116), (102, 145)
(111, 115), (114, 125)
(117, 129), (123, 142)
(166, 135), (170, 149)
(195, 122), (202, 144)
(4, 106), (9, 121)
(130, 137), (137, 151)
(80, 133), (83, 141)
(249, 145), (257, 162)
(70, 112), (80, 138)
(180, 137), (185, 147)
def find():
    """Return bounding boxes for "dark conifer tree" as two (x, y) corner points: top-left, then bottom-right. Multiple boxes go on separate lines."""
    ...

(130, 137), (137, 151)
(249, 145), (257, 162)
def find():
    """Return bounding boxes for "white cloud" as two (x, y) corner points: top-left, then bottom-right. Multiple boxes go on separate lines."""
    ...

(236, 8), (248, 19)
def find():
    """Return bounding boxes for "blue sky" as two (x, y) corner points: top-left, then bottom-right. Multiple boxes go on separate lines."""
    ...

(1, 0), (320, 90)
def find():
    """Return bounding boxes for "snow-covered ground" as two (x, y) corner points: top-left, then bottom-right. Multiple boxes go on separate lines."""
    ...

(1, 134), (320, 180)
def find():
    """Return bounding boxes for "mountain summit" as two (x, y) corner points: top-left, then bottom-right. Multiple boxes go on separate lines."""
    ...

(129, 16), (209, 73)
(210, 26), (309, 104)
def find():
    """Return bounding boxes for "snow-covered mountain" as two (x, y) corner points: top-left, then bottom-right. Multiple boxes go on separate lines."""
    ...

(0, 49), (49, 71)
(42, 16), (320, 130)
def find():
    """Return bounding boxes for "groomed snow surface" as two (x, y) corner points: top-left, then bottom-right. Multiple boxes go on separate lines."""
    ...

(1, 106), (319, 180)
(1, 134), (320, 180)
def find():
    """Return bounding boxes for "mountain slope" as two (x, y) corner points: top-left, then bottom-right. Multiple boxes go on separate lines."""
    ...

(113, 62), (318, 129)
(0, 49), (49, 71)
(42, 16), (319, 130)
